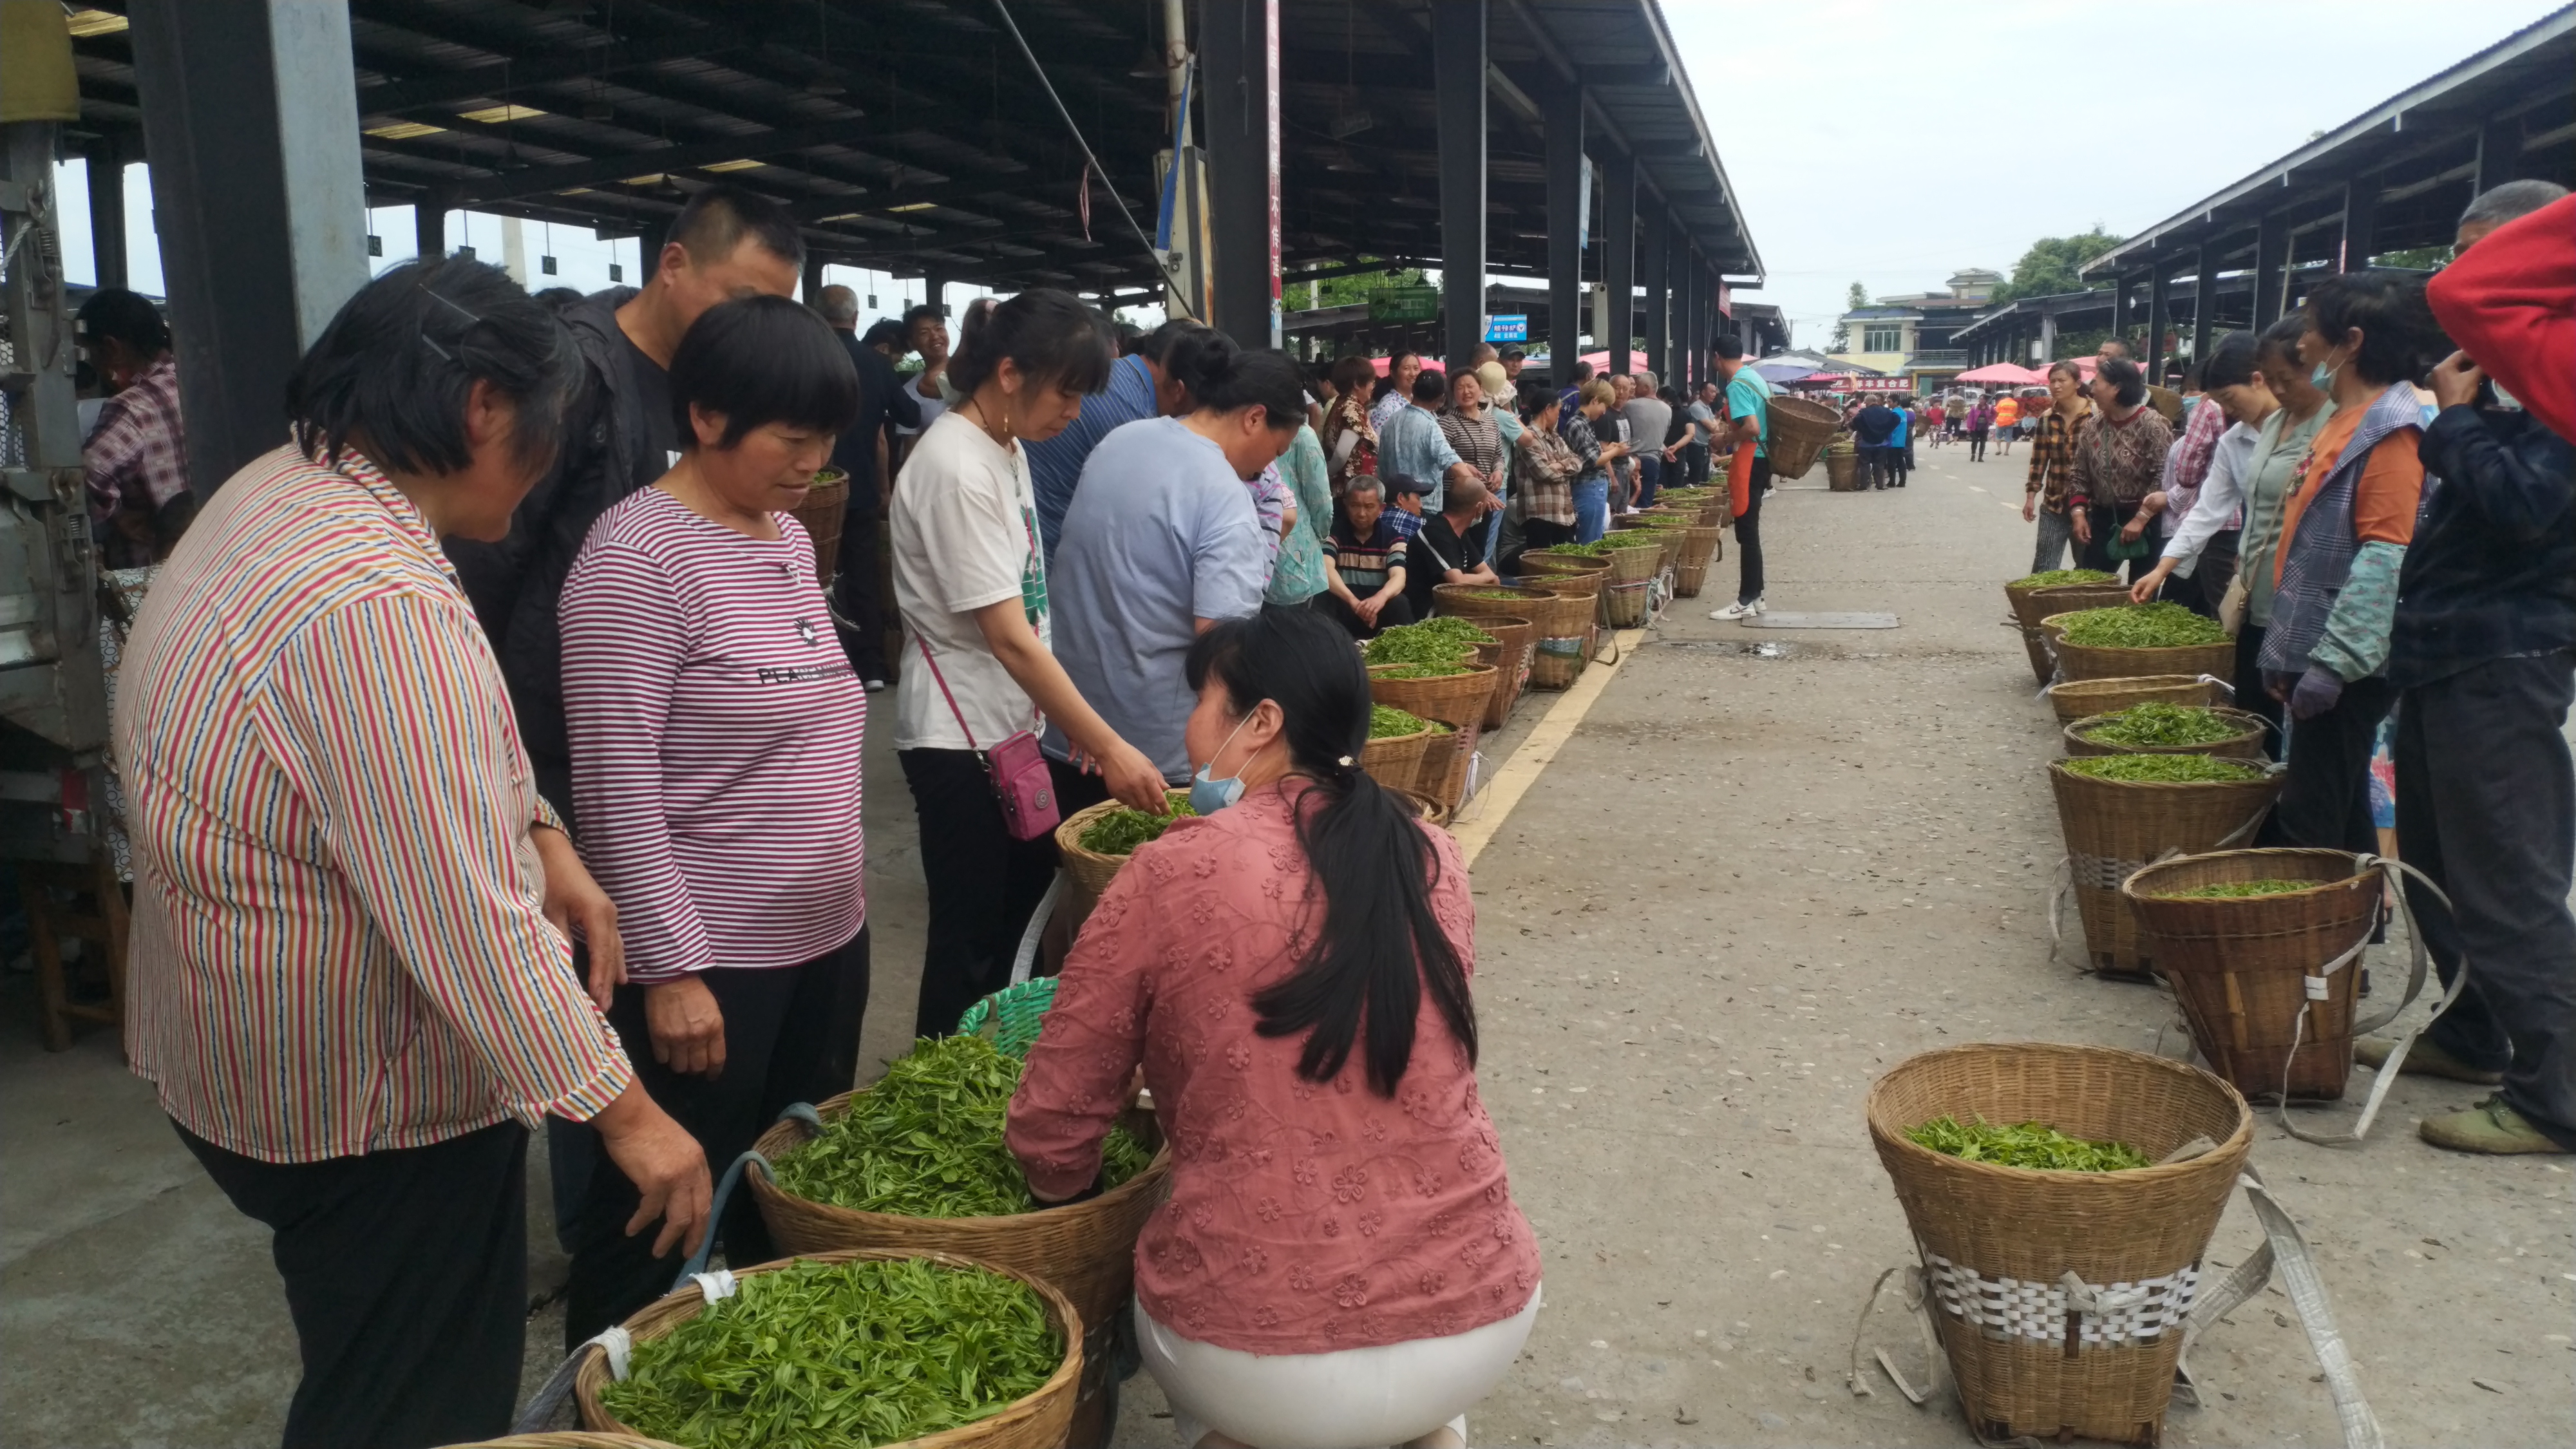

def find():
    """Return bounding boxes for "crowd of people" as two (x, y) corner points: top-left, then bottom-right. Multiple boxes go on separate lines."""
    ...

(2007, 180), (2576, 1160)
(100, 184), (1556, 1449)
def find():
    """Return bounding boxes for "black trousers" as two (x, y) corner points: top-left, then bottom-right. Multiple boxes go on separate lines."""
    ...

(564, 927), (871, 1346)
(900, 748), (1059, 1039)
(1967, 428), (1987, 460)
(2183, 528), (2240, 620)
(2397, 652), (2576, 1146)
(178, 1119), (528, 1449)
(2259, 672), (2395, 855)
(2232, 623), (2284, 761)
(1315, 589), (1416, 638)
(830, 501), (887, 679)
(1734, 457), (1770, 605)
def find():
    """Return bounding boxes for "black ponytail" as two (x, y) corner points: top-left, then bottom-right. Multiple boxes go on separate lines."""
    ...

(948, 287), (1115, 398)
(1184, 611), (1476, 1095)
(1162, 330), (1306, 431)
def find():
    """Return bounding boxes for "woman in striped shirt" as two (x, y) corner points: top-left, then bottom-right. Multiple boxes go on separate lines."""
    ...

(558, 296), (867, 1343)
(114, 259), (710, 1448)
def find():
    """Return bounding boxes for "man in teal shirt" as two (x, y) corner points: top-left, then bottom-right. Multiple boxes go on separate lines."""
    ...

(1714, 337), (1773, 619)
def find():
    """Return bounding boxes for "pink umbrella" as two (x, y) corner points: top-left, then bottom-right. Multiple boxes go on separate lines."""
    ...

(1956, 362), (2044, 384)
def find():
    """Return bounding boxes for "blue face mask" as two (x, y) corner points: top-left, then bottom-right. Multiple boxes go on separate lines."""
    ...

(2309, 347), (2342, 393)
(1188, 714), (1258, 815)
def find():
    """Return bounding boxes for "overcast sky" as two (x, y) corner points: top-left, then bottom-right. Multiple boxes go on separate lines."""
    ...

(1662, 0), (2566, 347)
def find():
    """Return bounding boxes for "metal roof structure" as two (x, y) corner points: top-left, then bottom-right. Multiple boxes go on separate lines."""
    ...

(60, 0), (1760, 299)
(2082, 6), (2574, 281)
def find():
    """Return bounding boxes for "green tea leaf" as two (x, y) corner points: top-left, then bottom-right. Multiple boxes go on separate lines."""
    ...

(2077, 702), (2248, 749)
(1075, 791), (1196, 856)
(2058, 602), (2231, 649)
(2011, 568), (2116, 589)
(1369, 705), (1429, 739)
(2154, 878), (2318, 898)
(1904, 1115), (2149, 1171)
(2060, 753), (2268, 783)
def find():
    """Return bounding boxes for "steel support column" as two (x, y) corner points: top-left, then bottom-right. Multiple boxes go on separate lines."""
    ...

(1641, 209), (1670, 386)
(129, 0), (371, 498)
(1600, 153), (1635, 377)
(1544, 83), (1585, 372)
(1432, 0), (1487, 371)
(2112, 271), (2135, 349)
(1672, 259), (1692, 389)
(2475, 118), (2522, 194)
(84, 141), (128, 291)
(2146, 265), (2170, 381)
(2340, 178), (2378, 272)
(801, 252), (827, 305)
(2253, 213), (2286, 325)
(1200, 0), (1281, 347)
(2190, 245), (2218, 370)
(415, 199), (446, 261)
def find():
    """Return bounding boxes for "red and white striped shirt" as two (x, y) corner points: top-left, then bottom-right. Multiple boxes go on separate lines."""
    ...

(115, 445), (630, 1163)
(561, 488), (866, 983)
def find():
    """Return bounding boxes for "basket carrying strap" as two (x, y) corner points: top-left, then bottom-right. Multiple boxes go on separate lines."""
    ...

(510, 1326), (632, 1432)
(672, 1142), (784, 1286)
(2271, 854), (2470, 1148)
(2175, 1166), (2385, 1449)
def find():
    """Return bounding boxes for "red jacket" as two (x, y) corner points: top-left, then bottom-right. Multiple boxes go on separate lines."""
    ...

(2426, 193), (2575, 444)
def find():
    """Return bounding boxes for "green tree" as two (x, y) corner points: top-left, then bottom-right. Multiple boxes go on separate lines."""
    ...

(1287, 261), (1428, 312)
(2372, 246), (2451, 270)
(1830, 280), (1868, 350)
(1993, 227), (2125, 303)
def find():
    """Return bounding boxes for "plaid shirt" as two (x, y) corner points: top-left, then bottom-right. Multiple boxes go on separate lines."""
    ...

(117, 444), (628, 1162)
(86, 357), (189, 568)
(1514, 420), (1581, 525)
(2022, 402), (2088, 514)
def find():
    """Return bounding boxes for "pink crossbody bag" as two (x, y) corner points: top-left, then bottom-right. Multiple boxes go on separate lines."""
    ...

(913, 634), (1059, 841)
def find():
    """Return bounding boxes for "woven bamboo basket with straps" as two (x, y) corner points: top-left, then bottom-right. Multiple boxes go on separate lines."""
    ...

(573, 1248), (1083, 1449)
(786, 468), (851, 584)
(2012, 583), (2136, 685)
(2046, 759), (2283, 980)
(1518, 550), (1607, 577)
(1372, 664), (1492, 811)
(1052, 791), (1192, 927)
(2041, 612), (2235, 687)
(1435, 585), (1584, 691)
(1359, 724), (1434, 789)
(2043, 674), (2231, 724)
(450, 1435), (683, 1448)
(2121, 850), (2381, 1102)
(1516, 573), (1605, 681)
(2062, 707), (2270, 760)
(1765, 395), (1839, 479)
(1866, 1044), (2252, 1448)
(1600, 540), (1662, 628)
(1468, 615), (1535, 728)
(1409, 724), (1475, 810)
(1612, 520), (1685, 575)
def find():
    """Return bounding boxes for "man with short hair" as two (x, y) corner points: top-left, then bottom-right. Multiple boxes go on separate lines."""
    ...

(1376, 368), (1480, 513)
(1403, 477), (1501, 619)
(2372, 179), (2576, 1156)
(1622, 370), (1674, 509)
(1319, 475), (1413, 637)
(1499, 345), (1528, 382)
(76, 287), (190, 567)
(1851, 395), (1901, 490)
(1886, 395), (1913, 488)
(891, 301), (952, 469)
(813, 284), (922, 690)
(449, 182), (804, 828)
(1712, 337), (1773, 620)
(1687, 380), (1723, 484)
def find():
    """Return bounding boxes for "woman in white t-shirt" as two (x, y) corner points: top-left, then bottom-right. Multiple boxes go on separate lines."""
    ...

(890, 288), (1166, 1038)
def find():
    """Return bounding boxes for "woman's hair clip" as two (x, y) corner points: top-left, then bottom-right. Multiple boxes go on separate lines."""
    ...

(1336, 755), (1354, 768)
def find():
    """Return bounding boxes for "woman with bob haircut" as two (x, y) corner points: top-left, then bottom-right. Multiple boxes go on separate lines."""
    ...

(2066, 355), (2176, 580)
(1009, 607), (1539, 1449)
(890, 287), (1166, 1041)
(556, 294), (869, 1343)
(113, 256), (709, 1447)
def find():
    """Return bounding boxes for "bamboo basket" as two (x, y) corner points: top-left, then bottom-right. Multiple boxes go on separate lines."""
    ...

(2014, 583), (2137, 687)
(2123, 850), (2380, 1101)
(1359, 725), (1434, 788)
(1434, 585), (1583, 691)
(1521, 570), (1605, 675)
(1400, 789), (1452, 829)
(1611, 520), (1685, 575)
(2061, 707), (2269, 760)
(2044, 674), (2230, 725)
(2047, 759), (2283, 980)
(1468, 616), (1535, 728)
(788, 468), (851, 583)
(1672, 525), (1724, 598)
(1519, 551), (1607, 578)
(749, 1105), (1167, 1449)
(1825, 451), (1859, 491)
(1765, 395), (1840, 479)
(1867, 1045), (2252, 1447)
(1052, 791), (1192, 927)
(453, 1423), (680, 1433)
(451, 1437), (681, 1448)
(1600, 539), (1662, 627)
(2041, 611), (2235, 686)
(1372, 661), (1493, 813)
(574, 1247), (1083, 1449)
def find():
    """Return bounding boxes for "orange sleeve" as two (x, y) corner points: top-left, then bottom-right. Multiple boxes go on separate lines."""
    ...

(2351, 430), (2425, 546)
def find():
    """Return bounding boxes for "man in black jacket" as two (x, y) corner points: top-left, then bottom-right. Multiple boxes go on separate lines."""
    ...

(813, 284), (921, 689)
(1851, 397), (1900, 489)
(2371, 180), (2576, 1155)
(449, 185), (803, 825)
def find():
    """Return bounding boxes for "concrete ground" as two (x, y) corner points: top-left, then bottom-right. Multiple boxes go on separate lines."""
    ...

(5, 437), (2571, 1447)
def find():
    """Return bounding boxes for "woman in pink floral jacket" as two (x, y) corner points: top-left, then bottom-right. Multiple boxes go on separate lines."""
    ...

(1009, 608), (1537, 1449)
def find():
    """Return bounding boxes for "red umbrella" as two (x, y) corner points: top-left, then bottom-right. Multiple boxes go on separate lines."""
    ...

(1956, 362), (2044, 384)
